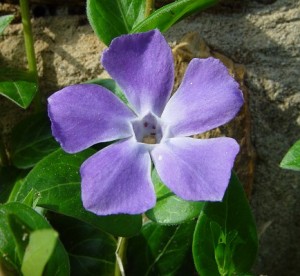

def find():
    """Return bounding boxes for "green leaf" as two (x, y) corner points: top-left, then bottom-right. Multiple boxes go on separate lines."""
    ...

(6, 171), (28, 204)
(21, 229), (58, 276)
(0, 68), (37, 109)
(87, 0), (146, 45)
(48, 213), (116, 275)
(10, 112), (59, 169)
(132, 0), (218, 33)
(146, 168), (204, 224)
(280, 139), (300, 171)
(192, 173), (258, 275)
(0, 79), (37, 109)
(0, 166), (25, 203)
(85, 78), (128, 104)
(127, 221), (196, 275)
(0, 202), (69, 275)
(0, 14), (14, 35)
(14, 148), (142, 237)
(7, 214), (31, 263)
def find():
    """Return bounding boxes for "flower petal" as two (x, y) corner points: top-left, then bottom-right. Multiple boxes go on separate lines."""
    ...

(81, 138), (156, 215)
(48, 84), (136, 153)
(102, 30), (174, 116)
(151, 137), (239, 201)
(162, 58), (244, 137)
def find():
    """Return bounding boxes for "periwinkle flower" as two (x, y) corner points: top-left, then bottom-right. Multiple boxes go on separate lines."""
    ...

(48, 30), (243, 215)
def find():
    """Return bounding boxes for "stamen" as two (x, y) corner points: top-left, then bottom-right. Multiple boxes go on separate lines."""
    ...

(132, 112), (164, 145)
(142, 135), (156, 144)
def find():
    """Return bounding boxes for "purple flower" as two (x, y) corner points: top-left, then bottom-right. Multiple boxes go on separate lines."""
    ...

(48, 30), (243, 215)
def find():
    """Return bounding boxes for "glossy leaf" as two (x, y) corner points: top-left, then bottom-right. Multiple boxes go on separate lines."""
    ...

(127, 221), (196, 275)
(87, 0), (146, 45)
(0, 14), (14, 35)
(192, 173), (258, 275)
(280, 139), (300, 171)
(21, 229), (58, 276)
(0, 166), (24, 203)
(146, 169), (204, 224)
(0, 79), (37, 109)
(0, 202), (69, 275)
(13, 148), (142, 237)
(48, 213), (116, 276)
(132, 0), (218, 33)
(6, 171), (28, 204)
(0, 68), (37, 109)
(7, 215), (30, 270)
(10, 113), (59, 169)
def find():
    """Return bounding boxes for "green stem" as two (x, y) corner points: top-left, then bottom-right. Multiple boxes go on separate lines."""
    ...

(19, 0), (41, 111)
(114, 237), (127, 276)
(145, 0), (155, 17)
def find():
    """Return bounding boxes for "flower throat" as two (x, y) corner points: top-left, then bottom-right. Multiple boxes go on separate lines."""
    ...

(132, 113), (163, 145)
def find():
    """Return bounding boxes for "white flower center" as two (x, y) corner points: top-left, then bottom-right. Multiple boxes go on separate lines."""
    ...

(131, 113), (165, 145)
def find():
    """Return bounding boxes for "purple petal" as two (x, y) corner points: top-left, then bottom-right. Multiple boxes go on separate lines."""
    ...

(151, 137), (239, 201)
(162, 58), (244, 137)
(48, 84), (136, 153)
(102, 30), (174, 116)
(81, 138), (156, 215)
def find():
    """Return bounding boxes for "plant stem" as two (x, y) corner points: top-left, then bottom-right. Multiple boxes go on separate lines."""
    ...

(145, 0), (155, 17)
(19, 0), (41, 111)
(114, 237), (127, 276)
